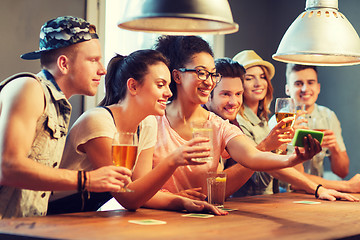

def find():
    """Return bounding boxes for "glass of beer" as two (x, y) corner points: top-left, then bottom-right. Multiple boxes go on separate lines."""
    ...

(274, 98), (296, 154)
(275, 98), (296, 128)
(112, 131), (138, 192)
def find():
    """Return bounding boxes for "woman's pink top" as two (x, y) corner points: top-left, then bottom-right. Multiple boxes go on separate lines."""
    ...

(154, 112), (243, 194)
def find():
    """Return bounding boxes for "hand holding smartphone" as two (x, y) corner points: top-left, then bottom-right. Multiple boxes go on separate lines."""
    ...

(292, 129), (324, 147)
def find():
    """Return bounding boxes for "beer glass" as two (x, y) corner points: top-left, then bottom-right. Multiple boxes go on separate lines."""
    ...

(112, 131), (138, 192)
(274, 98), (296, 154)
(275, 98), (296, 128)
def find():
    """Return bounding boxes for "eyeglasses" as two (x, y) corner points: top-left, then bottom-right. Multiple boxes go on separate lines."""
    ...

(178, 68), (222, 84)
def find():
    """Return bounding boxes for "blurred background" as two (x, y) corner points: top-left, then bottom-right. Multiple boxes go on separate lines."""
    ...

(1, 0), (359, 180)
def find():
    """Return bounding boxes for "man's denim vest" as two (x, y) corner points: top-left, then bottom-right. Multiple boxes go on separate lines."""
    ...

(0, 71), (71, 218)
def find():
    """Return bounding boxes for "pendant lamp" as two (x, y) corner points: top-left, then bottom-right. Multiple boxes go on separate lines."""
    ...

(117, 0), (238, 35)
(273, 0), (360, 66)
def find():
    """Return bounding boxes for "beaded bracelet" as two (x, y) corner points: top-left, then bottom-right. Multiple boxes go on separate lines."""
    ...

(77, 171), (82, 192)
(82, 170), (87, 192)
(79, 170), (89, 211)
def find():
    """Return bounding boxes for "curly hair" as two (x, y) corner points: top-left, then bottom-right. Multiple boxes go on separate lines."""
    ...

(154, 35), (214, 100)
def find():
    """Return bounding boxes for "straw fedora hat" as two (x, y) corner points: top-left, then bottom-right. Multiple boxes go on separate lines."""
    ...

(233, 50), (275, 80)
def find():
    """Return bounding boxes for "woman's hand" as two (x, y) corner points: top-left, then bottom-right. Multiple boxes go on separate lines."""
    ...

(258, 117), (294, 151)
(181, 198), (228, 216)
(175, 187), (207, 201)
(167, 137), (211, 167)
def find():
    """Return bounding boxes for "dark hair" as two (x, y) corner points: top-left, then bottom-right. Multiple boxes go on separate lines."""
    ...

(286, 63), (318, 84)
(215, 57), (246, 79)
(98, 49), (169, 106)
(154, 35), (214, 100)
(212, 57), (246, 97)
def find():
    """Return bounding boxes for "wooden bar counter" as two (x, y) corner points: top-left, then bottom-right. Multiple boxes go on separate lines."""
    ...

(1, 192), (360, 240)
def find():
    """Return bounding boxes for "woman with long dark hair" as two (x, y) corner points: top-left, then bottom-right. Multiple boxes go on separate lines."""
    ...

(148, 35), (321, 200)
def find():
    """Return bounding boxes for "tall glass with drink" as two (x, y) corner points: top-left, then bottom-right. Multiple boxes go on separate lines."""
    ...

(275, 98), (296, 128)
(112, 131), (138, 192)
(190, 120), (213, 163)
(207, 172), (227, 207)
(274, 98), (296, 154)
(295, 102), (307, 127)
(302, 117), (330, 176)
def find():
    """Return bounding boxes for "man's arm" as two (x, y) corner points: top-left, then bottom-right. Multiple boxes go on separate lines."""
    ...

(0, 77), (78, 190)
(223, 159), (254, 198)
(268, 167), (358, 201)
(325, 110), (349, 178)
(0, 78), (129, 192)
(226, 134), (321, 171)
(330, 150), (349, 178)
(293, 170), (360, 193)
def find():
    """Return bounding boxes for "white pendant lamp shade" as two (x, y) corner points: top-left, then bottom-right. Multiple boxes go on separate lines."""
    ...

(273, 0), (360, 66)
(117, 0), (238, 35)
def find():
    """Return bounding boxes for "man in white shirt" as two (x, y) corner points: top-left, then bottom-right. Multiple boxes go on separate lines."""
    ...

(270, 64), (349, 179)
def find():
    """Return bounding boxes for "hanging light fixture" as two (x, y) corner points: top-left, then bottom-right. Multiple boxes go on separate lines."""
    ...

(117, 0), (238, 35)
(273, 0), (360, 66)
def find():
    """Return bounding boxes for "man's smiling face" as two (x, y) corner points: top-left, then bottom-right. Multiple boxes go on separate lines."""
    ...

(286, 68), (320, 111)
(207, 76), (244, 121)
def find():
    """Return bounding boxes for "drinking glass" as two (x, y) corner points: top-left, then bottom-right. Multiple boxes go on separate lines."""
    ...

(295, 102), (305, 112)
(190, 120), (213, 163)
(295, 102), (307, 127)
(207, 172), (227, 207)
(274, 98), (296, 154)
(308, 117), (330, 157)
(112, 131), (138, 192)
(275, 98), (296, 128)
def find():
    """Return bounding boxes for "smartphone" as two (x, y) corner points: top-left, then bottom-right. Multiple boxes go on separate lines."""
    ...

(292, 129), (324, 147)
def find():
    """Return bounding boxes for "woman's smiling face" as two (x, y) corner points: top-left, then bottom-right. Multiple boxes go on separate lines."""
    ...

(135, 62), (172, 116)
(177, 52), (217, 105)
(243, 65), (268, 105)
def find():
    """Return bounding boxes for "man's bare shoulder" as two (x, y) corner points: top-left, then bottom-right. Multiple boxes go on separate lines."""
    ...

(0, 76), (45, 116)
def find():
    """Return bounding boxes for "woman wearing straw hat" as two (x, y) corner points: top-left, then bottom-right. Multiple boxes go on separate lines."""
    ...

(231, 50), (295, 196)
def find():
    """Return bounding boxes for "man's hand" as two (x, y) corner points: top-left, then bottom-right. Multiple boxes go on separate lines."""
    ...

(88, 166), (132, 192)
(321, 129), (339, 150)
(318, 187), (359, 202)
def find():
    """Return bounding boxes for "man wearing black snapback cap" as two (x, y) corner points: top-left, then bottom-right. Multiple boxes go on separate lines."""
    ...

(0, 16), (132, 218)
